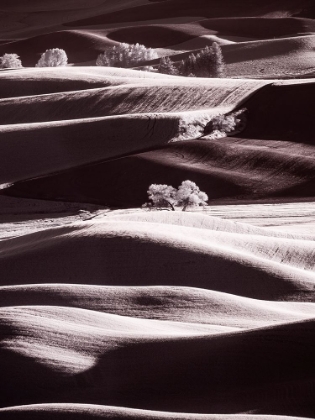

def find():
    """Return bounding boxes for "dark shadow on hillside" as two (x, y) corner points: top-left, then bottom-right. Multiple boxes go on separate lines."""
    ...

(240, 83), (315, 144)
(4, 135), (315, 208)
(64, 0), (315, 27)
(2, 320), (315, 416)
(0, 233), (311, 300)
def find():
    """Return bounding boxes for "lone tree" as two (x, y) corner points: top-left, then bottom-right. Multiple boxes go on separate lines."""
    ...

(158, 56), (178, 75)
(143, 180), (208, 211)
(0, 53), (22, 68)
(96, 43), (158, 68)
(36, 48), (68, 67)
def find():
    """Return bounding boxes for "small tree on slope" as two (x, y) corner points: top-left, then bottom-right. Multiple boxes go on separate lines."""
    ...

(143, 181), (208, 211)
(0, 53), (22, 68)
(36, 48), (68, 67)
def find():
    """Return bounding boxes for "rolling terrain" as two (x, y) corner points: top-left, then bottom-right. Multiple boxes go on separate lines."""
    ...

(1, 1), (315, 420)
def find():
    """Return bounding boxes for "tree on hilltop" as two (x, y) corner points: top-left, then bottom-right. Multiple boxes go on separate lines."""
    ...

(36, 48), (68, 67)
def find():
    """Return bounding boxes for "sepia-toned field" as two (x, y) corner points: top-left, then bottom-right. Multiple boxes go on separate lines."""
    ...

(1, 1), (315, 420)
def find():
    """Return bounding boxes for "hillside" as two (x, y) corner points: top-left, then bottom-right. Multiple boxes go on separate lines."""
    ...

(2, 71), (315, 207)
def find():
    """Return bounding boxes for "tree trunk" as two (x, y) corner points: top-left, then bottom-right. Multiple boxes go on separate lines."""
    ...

(165, 200), (176, 211)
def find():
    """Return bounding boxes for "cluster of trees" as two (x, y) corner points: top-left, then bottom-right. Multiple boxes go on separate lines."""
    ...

(0, 43), (158, 69)
(0, 42), (225, 78)
(0, 48), (68, 69)
(96, 43), (158, 67)
(95, 42), (225, 78)
(158, 42), (225, 77)
(143, 180), (208, 211)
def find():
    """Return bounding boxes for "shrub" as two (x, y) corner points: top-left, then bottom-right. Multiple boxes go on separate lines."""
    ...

(158, 56), (178, 75)
(0, 53), (22, 69)
(211, 114), (240, 134)
(141, 65), (155, 72)
(204, 109), (247, 138)
(212, 108), (247, 133)
(96, 43), (158, 68)
(143, 181), (208, 211)
(206, 129), (227, 140)
(36, 48), (68, 67)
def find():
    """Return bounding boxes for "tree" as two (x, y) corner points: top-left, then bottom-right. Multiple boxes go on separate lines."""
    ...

(158, 56), (178, 75)
(143, 181), (208, 211)
(178, 43), (226, 78)
(176, 180), (208, 211)
(96, 43), (158, 68)
(36, 48), (68, 67)
(195, 46), (214, 77)
(0, 53), (22, 68)
(143, 184), (177, 211)
(179, 53), (197, 76)
(96, 52), (111, 67)
(212, 42), (225, 78)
